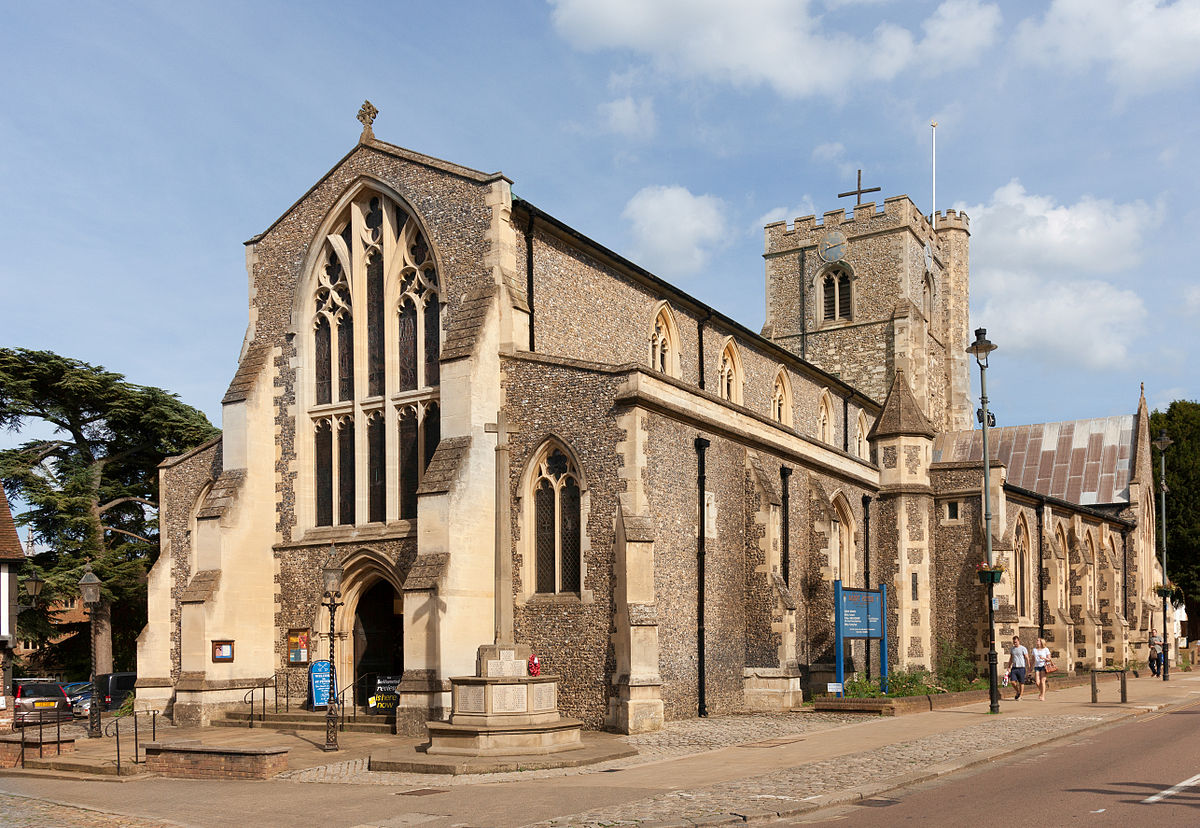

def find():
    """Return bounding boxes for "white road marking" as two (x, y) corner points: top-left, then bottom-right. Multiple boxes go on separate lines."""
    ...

(1142, 772), (1200, 804)
(1090, 808), (1106, 813)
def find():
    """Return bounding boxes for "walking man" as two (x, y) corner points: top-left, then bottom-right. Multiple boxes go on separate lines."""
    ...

(1149, 629), (1163, 677)
(1007, 636), (1029, 700)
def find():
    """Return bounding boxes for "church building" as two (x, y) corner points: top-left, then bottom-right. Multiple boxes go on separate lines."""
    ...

(136, 107), (1169, 733)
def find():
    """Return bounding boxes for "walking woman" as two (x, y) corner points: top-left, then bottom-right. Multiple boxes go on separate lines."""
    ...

(1032, 637), (1052, 701)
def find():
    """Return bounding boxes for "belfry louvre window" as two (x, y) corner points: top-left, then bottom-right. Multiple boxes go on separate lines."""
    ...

(822, 268), (852, 322)
(531, 447), (582, 594)
(310, 190), (442, 528)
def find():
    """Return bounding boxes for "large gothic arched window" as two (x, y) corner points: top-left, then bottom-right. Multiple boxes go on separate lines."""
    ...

(309, 189), (442, 528)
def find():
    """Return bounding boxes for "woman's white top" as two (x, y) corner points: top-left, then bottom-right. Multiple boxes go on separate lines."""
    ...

(1032, 646), (1052, 668)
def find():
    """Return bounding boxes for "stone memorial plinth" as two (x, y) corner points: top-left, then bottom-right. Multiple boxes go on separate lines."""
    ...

(425, 644), (583, 756)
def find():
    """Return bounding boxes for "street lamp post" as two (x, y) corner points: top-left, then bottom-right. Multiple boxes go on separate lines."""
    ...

(968, 328), (1001, 714)
(320, 547), (344, 752)
(78, 562), (102, 739)
(1153, 428), (1173, 682)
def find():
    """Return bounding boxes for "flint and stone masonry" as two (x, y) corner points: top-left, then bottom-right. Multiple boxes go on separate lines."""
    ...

(136, 112), (1171, 732)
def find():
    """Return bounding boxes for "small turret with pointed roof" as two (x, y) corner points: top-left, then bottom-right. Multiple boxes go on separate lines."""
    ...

(868, 369), (936, 441)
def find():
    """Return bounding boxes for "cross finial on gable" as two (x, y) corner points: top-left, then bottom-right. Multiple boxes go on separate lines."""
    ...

(837, 169), (881, 207)
(357, 100), (379, 142)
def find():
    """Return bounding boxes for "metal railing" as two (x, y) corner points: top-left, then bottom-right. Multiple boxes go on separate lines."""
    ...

(242, 671), (296, 726)
(335, 673), (380, 728)
(103, 709), (158, 776)
(10, 709), (67, 768)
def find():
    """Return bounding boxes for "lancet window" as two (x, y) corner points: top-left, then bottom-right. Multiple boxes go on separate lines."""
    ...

(717, 339), (742, 405)
(819, 391), (834, 444)
(309, 189), (442, 528)
(1015, 520), (1030, 618)
(855, 411), (869, 459)
(649, 303), (680, 378)
(772, 369), (792, 426)
(530, 446), (583, 595)
(822, 267), (852, 322)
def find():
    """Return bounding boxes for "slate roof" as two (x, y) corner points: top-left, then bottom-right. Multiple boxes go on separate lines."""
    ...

(932, 415), (1135, 505)
(0, 487), (25, 562)
(867, 370), (936, 440)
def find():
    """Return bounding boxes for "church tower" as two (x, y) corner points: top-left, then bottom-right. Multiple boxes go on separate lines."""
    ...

(763, 194), (971, 432)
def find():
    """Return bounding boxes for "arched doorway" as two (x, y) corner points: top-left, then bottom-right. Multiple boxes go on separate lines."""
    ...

(352, 580), (403, 706)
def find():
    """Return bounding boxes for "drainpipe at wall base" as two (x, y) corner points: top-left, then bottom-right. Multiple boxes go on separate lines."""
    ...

(525, 211), (536, 352)
(781, 467), (793, 586)
(695, 436), (711, 718)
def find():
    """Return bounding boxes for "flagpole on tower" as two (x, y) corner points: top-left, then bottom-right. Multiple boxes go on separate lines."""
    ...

(931, 120), (938, 229)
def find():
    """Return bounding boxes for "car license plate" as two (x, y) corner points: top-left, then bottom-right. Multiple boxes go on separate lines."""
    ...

(34, 701), (56, 708)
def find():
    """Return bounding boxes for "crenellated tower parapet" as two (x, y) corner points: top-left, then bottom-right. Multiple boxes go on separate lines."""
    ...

(763, 191), (971, 434)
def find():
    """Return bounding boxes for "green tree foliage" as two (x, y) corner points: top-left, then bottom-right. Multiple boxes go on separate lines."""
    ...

(0, 348), (218, 676)
(1150, 400), (1200, 603)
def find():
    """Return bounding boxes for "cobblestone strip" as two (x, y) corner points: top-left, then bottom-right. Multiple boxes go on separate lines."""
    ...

(275, 712), (866, 786)
(523, 714), (1107, 827)
(0, 793), (172, 828)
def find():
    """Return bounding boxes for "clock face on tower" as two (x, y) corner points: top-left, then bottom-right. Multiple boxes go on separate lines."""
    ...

(817, 230), (848, 264)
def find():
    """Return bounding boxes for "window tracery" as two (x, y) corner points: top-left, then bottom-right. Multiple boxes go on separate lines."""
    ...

(529, 446), (583, 594)
(717, 339), (742, 405)
(308, 189), (442, 528)
(772, 369), (792, 426)
(822, 267), (853, 323)
(649, 303), (680, 378)
(855, 411), (869, 459)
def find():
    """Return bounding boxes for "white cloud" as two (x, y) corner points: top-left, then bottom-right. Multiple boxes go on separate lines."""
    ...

(757, 197), (818, 228)
(1015, 0), (1200, 97)
(917, 0), (1003, 68)
(622, 185), (727, 278)
(598, 96), (656, 139)
(960, 180), (1161, 275)
(975, 271), (1147, 369)
(550, 0), (1000, 99)
(1151, 386), (1190, 410)
(811, 142), (857, 178)
(1185, 285), (1200, 315)
(960, 180), (1160, 369)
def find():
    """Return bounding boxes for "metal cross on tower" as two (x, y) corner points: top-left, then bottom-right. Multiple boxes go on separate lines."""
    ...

(838, 170), (881, 206)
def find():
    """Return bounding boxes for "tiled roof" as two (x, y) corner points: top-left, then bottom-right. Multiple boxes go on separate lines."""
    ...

(0, 487), (24, 561)
(932, 416), (1134, 505)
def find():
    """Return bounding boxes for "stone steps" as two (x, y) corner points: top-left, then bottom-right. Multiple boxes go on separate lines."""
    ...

(212, 710), (395, 734)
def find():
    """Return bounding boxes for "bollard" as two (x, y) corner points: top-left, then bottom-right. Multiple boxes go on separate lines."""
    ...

(1120, 671), (1128, 703)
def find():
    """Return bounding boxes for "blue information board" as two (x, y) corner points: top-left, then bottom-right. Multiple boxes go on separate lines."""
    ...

(841, 588), (883, 639)
(309, 660), (337, 709)
(833, 580), (889, 697)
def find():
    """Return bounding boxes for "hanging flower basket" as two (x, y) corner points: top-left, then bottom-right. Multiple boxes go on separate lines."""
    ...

(1155, 585), (1175, 598)
(977, 569), (1004, 584)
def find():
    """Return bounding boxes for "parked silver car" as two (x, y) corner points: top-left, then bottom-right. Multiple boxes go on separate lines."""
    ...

(13, 681), (72, 727)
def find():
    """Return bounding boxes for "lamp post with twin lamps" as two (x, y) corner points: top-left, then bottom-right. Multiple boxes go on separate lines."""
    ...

(321, 548), (344, 752)
(967, 328), (1001, 714)
(78, 562), (103, 738)
(1152, 428), (1173, 681)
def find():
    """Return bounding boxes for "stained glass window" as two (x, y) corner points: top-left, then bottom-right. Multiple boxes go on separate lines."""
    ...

(398, 299), (417, 391)
(423, 402), (440, 474)
(308, 190), (442, 529)
(315, 420), (333, 527)
(338, 418), (355, 525)
(399, 407), (418, 520)
(423, 297), (440, 388)
(367, 254), (384, 397)
(338, 316), (354, 402)
(535, 479), (556, 594)
(368, 414), (385, 523)
(315, 316), (332, 405)
(529, 445), (583, 595)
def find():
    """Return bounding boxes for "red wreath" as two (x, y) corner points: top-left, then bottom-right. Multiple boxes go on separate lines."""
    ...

(528, 654), (541, 677)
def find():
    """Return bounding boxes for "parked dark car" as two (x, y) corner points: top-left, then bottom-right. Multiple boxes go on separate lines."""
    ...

(62, 681), (91, 703)
(13, 681), (72, 727)
(92, 672), (137, 711)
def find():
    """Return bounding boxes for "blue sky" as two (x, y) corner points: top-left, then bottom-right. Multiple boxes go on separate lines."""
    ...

(2, 0), (1198, 434)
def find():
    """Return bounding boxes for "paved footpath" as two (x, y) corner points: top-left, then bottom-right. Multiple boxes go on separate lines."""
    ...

(1, 674), (1197, 828)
